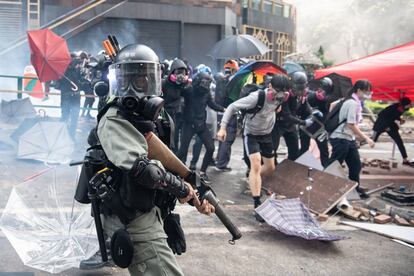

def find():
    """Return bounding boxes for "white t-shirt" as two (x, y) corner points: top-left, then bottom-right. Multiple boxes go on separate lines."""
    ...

(330, 99), (357, 141)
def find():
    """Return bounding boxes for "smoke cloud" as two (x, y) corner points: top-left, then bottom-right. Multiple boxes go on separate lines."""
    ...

(291, 0), (414, 64)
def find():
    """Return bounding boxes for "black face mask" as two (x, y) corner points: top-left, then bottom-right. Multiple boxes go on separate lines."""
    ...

(121, 95), (164, 121)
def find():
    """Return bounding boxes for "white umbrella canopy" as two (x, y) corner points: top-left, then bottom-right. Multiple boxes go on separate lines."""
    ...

(0, 98), (37, 124)
(17, 121), (74, 164)
(0, 165), (98, 273)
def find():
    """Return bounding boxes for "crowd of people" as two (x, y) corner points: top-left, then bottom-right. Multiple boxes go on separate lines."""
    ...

(54, 48), (413, 219)
(66, 43), (413, 274)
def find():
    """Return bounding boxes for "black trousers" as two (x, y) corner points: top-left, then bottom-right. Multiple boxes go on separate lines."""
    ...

(82, 95), (95, 116)
(177, 123), (215, 173)
(373, 123), (407, 159)
(272, 126), (299, 161)
(60, 92), (80, 138)
(299, 130), (330, 168)
(328, 138), (361, 185)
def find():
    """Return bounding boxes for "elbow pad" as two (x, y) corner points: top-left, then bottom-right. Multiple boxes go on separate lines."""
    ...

(131, 157), (189, 198)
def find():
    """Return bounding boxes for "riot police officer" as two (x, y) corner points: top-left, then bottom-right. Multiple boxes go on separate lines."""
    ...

(95, 44), (213, 275)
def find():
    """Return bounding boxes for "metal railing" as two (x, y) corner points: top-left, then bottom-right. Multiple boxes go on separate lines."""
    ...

(0, 74), (97, 110)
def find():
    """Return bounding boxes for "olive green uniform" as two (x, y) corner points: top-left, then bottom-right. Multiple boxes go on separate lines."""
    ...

(97, 106), (184, 276)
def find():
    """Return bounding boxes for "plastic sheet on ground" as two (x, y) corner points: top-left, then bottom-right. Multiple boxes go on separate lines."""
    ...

(0, 165), (98, 273)
(256, 198), (347, 241)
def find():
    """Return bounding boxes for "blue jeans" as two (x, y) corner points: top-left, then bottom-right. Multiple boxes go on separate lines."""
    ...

(328, 138), (361, 185)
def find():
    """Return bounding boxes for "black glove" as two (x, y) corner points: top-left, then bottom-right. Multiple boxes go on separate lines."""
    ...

(163, 213), (186, 255)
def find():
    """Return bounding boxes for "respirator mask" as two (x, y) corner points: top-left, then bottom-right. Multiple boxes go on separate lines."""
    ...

(109, 62), (164, 121)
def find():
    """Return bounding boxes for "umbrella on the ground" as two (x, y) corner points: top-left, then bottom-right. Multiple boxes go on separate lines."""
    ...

(284, 52), (323, 67)
(207, 34), (270, 59)
(308, 72), (353, 104)
(226, 61), (286, 101)
(282, 61), (305, 75)
(10, 117), (59, 142)
(27, 29), (78, 90)
(17, 121), (74, 164)
(0, 98), (37, 124)
(0, 166), (98, 273)
(256, 198), (346, 241)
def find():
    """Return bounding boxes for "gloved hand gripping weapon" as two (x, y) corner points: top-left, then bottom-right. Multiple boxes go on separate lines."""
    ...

(145, 132), (242, 244)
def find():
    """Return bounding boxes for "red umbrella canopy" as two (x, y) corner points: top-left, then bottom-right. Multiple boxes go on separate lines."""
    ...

(27, 29), (72, 82)
(315, 41), (414, 101)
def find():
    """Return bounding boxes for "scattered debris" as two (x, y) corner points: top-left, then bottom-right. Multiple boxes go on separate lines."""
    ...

(340, 221), (414, 244)
(263, 159), (357, 214)
(374, 214), (392, 224)
(317, 214), (329, 222)
(391, 239), (414, 249)
(381, 186), (414, 206)
(256, 198), (347, 241)
(366, 183), (394, 195)
(394, 215), (410, 226)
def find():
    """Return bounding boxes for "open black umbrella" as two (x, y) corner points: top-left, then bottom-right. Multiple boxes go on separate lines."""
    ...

(207, 34), (270, 59)
(309, 72), (353, 104)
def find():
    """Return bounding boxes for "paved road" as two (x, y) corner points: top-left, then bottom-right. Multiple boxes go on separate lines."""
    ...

(0, 122), (413, 275)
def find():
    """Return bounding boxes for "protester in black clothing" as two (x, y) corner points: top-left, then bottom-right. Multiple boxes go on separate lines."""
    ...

(293, 72), (330, 167)
(177, 72), (225, 182)
(272, 73), (311, 163)
(372, 97), (413, 166)
(162, 59), (192, 152)
(54, 53), (84, 138)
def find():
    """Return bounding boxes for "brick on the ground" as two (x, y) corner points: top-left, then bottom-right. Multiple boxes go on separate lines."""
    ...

(394, 216), (410, 226)
(317, 214), (329, 222)
(374, 214), (392, 224)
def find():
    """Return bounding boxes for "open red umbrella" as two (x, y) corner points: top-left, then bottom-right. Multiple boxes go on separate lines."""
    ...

(27, 29), (78, 90)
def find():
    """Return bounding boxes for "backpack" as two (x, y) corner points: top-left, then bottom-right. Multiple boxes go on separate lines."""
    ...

(239, 84), (266, 117)
(324, 97), (354, 134)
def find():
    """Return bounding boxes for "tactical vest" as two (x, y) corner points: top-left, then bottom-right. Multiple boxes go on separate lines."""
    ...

(76, 99), (176, 224)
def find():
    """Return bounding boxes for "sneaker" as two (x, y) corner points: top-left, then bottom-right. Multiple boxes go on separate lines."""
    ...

(209, 159), (217, 166)
(402, 160), (414, 168)
(189, 163), (196, 170)
(255, 212), (265, 223)
(215, 166), (232, 172)
(356, 187), (370, 199)
(200, 172), (211, 184)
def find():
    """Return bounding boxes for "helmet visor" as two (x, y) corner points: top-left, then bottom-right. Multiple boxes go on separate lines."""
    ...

(108, 62), (161, 98)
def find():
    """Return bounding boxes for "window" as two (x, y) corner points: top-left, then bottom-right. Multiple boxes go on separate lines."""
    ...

(263, 0), (273, 14)
(274, 3), (283, 16)
(283, 4), (291, 18)
(251, 0), (261, 10)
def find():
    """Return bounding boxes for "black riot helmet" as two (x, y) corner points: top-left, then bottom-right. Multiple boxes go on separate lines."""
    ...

(108, 44), (164, 120)
(193, 71), (213, 90)
(320, 77), (333, 94)
(290, 71), (308, 93)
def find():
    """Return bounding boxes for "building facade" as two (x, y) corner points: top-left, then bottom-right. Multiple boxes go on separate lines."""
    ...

(0, 0), (296, 72)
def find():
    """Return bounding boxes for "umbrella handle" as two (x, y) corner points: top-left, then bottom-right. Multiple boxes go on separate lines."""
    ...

(61, 75), (79, 91)
(70, 81), (79, 92)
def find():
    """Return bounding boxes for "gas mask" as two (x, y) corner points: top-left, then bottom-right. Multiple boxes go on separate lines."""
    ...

(169, 73), (189, 85)
(169, 68), (189, 85)
(266, 88), (287, 106)
(121, 95), (164, 121)
(108, 61), (163, 121)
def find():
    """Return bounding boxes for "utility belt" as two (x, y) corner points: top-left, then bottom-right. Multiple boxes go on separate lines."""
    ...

(74, 144), (176, 224)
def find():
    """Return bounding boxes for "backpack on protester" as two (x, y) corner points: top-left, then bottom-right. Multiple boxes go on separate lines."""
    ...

(239, 83), (266, 117)
(324, 97), (354, 134)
